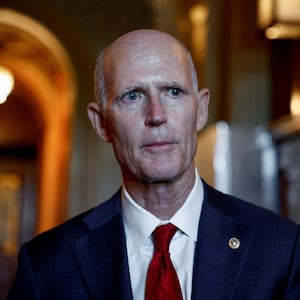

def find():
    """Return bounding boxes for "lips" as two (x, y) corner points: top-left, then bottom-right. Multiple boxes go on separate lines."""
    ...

(142, 141), (176, 152)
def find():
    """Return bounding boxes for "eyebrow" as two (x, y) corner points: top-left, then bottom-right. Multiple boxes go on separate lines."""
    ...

(158, 81), (191, 94)
(160, 81), (186, 89)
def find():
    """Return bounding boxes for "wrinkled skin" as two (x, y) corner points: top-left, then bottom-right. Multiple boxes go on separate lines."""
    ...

(88, 29), (209, 218)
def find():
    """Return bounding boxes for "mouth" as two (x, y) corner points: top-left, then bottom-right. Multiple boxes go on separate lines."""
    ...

(142, 141), (176, 152)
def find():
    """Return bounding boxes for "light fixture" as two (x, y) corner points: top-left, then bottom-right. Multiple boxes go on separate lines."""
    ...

(0, 66), (15, 104)
(290, 91), (300, 117)
(257, 0), (300, 39)
(189, 4), (208, 26)
(188, 4), (208, 63)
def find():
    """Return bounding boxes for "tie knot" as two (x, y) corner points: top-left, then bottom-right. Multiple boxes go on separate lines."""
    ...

(152, 223), (178, 252)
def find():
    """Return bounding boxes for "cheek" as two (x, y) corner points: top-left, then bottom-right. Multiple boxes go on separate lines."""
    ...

(180, 109), (199, 148)
(178, 105), (198, 132)
(108, 115), (139, 148)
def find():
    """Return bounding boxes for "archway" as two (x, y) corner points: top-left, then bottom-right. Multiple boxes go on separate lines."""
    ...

(0, 8), (76, 236)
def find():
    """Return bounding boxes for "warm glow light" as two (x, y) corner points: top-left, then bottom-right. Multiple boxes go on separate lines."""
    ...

(290, 91), (300, 116)
(189, 4), (208, 64)
(265, 26), (280, 39)
(0, 66), (14, 104)
(265, 24), (300, 39)
(257, 0), (273, 29)
(189, 4), (208, 26)
(257, 0), (300, 39)
(276, 0), (300, 22)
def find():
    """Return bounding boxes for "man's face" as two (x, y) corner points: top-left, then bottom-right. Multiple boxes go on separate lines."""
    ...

(98, 34), (208, 185)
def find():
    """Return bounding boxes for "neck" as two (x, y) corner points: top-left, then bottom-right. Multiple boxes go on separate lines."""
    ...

(123, 166), (196, 220)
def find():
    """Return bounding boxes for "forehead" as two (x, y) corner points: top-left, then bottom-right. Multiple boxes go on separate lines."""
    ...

(104, 34), (192, 88)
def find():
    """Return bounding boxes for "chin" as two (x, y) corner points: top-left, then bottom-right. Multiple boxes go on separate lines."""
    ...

(142, 166), (185, 184)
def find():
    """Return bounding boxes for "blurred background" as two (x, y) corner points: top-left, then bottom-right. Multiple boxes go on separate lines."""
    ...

(0, 0), (300, 296)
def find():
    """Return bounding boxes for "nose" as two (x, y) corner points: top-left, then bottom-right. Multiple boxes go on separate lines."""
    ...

(145, 95), (167, 127)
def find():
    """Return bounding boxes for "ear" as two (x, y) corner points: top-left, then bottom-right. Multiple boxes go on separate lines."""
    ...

(87, 102), (111, 143)
(196, 88), (209, 132)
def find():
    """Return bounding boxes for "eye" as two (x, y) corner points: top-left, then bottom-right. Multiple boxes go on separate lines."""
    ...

(170, 88), (181, 96)
(166, 87), (183, 98)
(122, 90), (141, 102)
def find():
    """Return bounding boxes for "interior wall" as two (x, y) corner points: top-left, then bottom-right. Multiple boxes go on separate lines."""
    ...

(205, 0), (272, 126)
(0, 7), (77, 233)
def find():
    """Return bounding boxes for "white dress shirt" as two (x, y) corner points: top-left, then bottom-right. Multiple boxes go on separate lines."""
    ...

(121, 169), (204, 300)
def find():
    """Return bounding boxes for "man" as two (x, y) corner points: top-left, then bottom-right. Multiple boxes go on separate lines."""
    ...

(8, 29), (300, 299)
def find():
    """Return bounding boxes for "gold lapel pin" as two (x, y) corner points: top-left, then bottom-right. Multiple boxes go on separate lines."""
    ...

(228, 237), (240, 249)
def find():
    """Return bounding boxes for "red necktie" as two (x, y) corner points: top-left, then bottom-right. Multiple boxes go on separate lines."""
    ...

(145, 223), (183, 300)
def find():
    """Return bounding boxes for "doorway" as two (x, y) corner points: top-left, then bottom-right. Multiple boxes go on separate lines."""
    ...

(0, 8), (76, 297)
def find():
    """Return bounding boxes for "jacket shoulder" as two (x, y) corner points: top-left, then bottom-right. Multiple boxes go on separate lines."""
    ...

(24, 189), (122, 257)
(202, 181), (299, 231)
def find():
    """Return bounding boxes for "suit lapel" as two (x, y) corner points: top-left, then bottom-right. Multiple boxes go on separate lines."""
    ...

(70, 193), (133, 300)
(68, 183), (254, 299)
(192, 183), (254, 300)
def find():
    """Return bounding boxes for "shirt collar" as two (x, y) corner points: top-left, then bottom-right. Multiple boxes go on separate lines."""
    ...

(121, 169), (204, 255)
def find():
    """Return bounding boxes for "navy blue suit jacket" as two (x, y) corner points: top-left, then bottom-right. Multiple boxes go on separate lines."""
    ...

(8, 182), (300, 299)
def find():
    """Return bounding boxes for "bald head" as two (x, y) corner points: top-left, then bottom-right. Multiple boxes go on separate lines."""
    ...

(94, 29), (198, 114)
